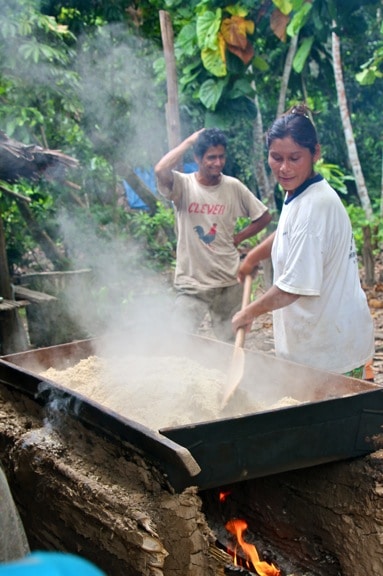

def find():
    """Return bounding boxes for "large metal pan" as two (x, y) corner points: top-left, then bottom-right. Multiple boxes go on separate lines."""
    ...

(0, 335), (382, 492)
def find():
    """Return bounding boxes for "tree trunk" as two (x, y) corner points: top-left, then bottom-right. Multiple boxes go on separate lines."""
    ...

(252, 85), (274, 209)
(252, 34), (298, 211)
(381, 147), (383, 218)
(362, 225), (375, 286)
(159, 11), (182, 157)
(277, 33), (299, 117)
(331, 24), (373, 219)
(252, 35), (298, 288)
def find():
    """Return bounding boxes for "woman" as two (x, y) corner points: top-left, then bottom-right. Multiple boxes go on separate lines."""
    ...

(233, 104), (374, 376)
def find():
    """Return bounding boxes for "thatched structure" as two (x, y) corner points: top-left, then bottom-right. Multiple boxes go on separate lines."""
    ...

(0, 130), (78, 183)
(0, 130), (79, 355)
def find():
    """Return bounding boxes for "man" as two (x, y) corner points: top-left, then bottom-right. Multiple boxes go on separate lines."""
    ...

(155, 128), (271, 341)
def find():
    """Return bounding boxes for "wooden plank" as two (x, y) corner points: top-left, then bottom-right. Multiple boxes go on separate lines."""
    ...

(17, 269), (92, 284)
(13, 285), (57, 304)
(0, 299), (29, 312)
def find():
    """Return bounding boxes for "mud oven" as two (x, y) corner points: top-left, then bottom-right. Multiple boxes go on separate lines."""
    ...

(0, 334), (382, 576)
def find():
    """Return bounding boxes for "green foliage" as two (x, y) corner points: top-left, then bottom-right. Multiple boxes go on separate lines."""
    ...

(173, 0), (257, 123)
(293, 36), (314, 73)
(356, 39), (383, 85)
(199, 77), (228, 110)
(0, 0), (173, 276)
(0, 179), (57, 269)
(0, 0), (80, 151)
(314, 159), (354, 195)
(286, 1), (313, 36)
(128, 203), (177, 268)
(1, 0), (383, 282)
(345, 203), (383, 256)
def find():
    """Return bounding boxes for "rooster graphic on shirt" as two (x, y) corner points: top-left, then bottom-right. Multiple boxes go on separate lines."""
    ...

(193, 223), (217, 249)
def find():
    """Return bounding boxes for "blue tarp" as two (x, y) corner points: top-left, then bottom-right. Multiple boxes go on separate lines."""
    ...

(123, 167), (156, 210)
(123, 163), (198, 210)
(0, 552), (105, 575)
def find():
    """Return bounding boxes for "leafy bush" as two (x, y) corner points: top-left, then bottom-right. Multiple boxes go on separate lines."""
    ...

(128, 202), (176, 268)
(345, 203), (383, 256)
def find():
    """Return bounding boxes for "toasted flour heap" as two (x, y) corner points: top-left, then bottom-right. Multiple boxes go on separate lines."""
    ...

(40, 354), (300, 429)
(41, 355), (235, 429)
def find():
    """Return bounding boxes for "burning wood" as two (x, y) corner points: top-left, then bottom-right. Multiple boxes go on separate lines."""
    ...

(225, 519), (280, 576)
(224, 564), (256, 575)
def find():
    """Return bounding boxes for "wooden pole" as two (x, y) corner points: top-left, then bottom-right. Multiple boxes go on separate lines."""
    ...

(0, 216), (28, 354)
(159, 10), (182, 159)
(0, 216), (12, 301)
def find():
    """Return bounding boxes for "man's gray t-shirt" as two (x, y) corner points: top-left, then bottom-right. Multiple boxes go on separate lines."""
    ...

(159, 171), (268, 291)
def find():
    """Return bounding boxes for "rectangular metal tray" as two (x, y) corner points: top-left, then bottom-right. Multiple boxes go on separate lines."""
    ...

(1, 335), (382, 492)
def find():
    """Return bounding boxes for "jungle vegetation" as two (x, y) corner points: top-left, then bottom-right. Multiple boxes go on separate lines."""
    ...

(1, 0), (383, 279)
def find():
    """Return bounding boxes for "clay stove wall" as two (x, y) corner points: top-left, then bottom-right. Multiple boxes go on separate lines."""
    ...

(0, 386), (217, 576)
(1, 381), (383, 575)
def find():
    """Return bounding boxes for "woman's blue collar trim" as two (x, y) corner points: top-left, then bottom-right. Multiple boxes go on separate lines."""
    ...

(284, 173), (323, 204)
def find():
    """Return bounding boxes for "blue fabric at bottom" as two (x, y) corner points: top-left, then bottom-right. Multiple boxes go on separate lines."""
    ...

(0, 552), (106, 576)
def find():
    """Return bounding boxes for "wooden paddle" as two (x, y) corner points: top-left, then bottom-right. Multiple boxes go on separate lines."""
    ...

(220, 274), (253, 409)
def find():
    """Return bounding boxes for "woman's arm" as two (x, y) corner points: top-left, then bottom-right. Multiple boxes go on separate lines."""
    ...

(232, 284), (300, 332)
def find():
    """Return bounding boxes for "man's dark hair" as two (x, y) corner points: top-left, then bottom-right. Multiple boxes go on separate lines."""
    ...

(193, 128), (227, 159)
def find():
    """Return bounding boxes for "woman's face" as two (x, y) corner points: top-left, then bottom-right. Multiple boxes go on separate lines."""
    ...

(268, 136), (320, 195)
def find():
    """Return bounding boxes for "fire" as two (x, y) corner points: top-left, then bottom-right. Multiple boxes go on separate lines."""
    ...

(225, 518), (280, 576)
(219, 490), (231, 503)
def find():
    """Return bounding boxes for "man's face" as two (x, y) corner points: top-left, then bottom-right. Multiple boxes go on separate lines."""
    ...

(197, 145), (226, 183)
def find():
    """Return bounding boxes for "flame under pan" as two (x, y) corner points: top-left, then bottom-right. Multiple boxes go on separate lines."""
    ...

(1, 335), (382, 492)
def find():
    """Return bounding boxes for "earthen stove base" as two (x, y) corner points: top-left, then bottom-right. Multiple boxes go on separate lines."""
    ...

(0, 383), (382, 576)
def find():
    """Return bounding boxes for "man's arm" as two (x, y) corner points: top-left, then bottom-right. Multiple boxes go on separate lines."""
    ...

(154, 129), (204, 199)
(233, 211), (272, 247)
(237, 231), (276, 281)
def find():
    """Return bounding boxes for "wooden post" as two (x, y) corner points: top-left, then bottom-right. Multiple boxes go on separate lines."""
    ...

(0, 216), (28, 354)
(0, 217), (12, 302)
(159, 10), (182, 158)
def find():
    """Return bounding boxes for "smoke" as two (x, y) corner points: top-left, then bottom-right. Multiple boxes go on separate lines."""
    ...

(54, 22), (180, 350)
(75, 23), (168, 168)
(57, 209), (175, 352)
(0, 4), (193, 351)
(3, 6), (274, 426)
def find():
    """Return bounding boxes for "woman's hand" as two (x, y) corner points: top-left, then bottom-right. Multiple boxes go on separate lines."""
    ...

(232, 308), (254, 333)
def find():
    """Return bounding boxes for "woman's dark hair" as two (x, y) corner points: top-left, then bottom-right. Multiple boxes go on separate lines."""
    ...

(194, 128), (227, 159)
(266, 104), (319, 154)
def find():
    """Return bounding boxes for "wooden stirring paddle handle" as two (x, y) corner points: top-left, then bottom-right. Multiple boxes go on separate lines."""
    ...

(235, 274), (253, 346)
(220, 274), (254, 409)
